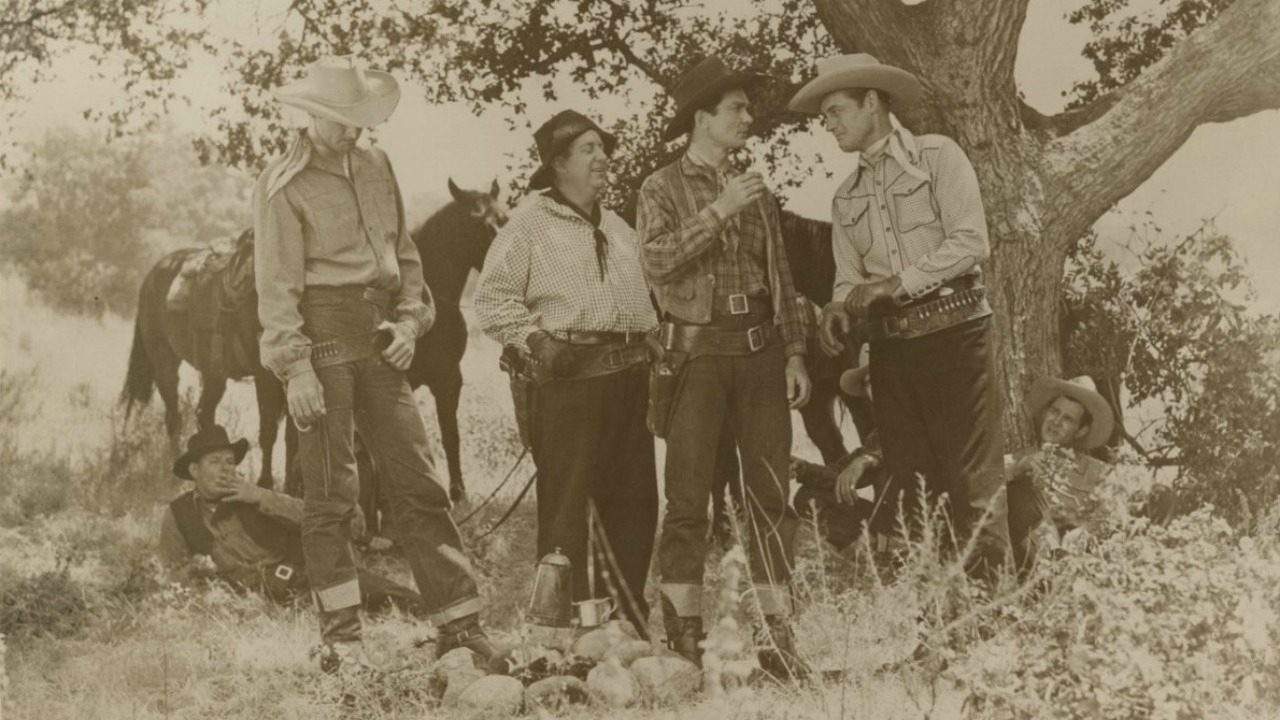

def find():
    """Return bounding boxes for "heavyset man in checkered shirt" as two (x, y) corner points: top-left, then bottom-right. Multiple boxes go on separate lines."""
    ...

(636, 57), (814, 679)
(473, 110), (660, 637)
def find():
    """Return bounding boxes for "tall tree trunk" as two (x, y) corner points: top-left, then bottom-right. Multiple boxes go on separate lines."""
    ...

(814, 0), (1280, 445)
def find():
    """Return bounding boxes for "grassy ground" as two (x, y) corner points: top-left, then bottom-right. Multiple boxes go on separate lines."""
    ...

(4, 275), (1280, 719)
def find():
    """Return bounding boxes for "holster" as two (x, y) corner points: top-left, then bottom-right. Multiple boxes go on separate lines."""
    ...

(499, 346), (536, 450)
(645, 342), (689, 440)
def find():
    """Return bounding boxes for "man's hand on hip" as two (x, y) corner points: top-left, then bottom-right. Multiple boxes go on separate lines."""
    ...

(843, 277), (901, 318)
(287, 370), (326, 428)
(785, 354), (811, 410)
(378, 320), (416, 371)
(819, 301), (851, 356)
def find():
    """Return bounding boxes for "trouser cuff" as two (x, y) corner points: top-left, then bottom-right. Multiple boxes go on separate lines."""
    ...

(659, 583), (702, 617)
(314, 577), (361, 612)
(754, 583), (793, 617)
(428, 595), (484, 627)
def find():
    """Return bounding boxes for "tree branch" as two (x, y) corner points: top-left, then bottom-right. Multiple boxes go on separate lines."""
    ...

(1041, 0), (1280, 244)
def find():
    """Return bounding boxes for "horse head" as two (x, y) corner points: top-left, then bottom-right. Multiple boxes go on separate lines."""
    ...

(445, 177), (507, 271)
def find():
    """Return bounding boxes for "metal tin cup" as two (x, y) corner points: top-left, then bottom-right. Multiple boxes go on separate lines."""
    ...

(574, 597), (615, 628)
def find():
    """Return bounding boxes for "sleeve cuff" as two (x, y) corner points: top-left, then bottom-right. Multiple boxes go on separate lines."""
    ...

(280, 356), (315, 383)
(698, 205), (724, 235)
(898, 266), (942, 299)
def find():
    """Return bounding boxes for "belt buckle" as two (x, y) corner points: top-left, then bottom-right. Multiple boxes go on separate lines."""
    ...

(729, 293), (750, 316)
(274, 564), (294, 582)
(881, 316), (902, 339)
(747, 325), (765, 352)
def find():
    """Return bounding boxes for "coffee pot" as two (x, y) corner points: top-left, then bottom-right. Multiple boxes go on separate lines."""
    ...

(527, 547), (573, 627)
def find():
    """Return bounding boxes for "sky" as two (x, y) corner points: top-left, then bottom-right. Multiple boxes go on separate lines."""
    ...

(8, 0), (1280, 312)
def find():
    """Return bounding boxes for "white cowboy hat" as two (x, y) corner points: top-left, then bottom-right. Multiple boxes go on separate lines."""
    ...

(273, 56), (401, 128)
(1027, 375), (1115, 450)
(787, 54), (924, 115)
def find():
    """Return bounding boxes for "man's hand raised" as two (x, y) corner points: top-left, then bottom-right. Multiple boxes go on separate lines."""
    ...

(710, 172), (767, 220)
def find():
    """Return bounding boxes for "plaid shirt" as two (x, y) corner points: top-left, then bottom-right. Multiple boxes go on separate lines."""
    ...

(831, 127), (988, 304)
(636, 152), (808, 357)
(474, 192), (658, 352)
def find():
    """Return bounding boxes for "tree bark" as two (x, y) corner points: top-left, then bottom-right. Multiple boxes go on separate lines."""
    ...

(810, 0), (1280, 444)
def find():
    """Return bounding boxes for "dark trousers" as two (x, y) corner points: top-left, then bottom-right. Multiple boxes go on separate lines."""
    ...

(659, 343), (797, 617)
(530, 362), (658, 632)
(298, 291), (482, 645)
(869, 317), (1010, 572)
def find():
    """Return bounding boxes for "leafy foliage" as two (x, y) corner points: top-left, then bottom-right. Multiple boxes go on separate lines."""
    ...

(0, 125), (251, 317)
(1063, 222), (1280, 520)
(1066, 0), (1236, 107)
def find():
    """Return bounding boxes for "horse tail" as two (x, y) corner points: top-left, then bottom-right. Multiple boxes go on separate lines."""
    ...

(120, 272), (159, 418)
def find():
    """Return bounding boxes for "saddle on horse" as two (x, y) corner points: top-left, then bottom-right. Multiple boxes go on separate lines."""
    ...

(164, 232), (259, 379)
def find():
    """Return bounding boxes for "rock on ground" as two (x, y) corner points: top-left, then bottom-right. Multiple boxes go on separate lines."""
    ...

(631, 655), (701, 705)
(603, 639), (653, 667)
(453, 674), (525, 716)
(586, 658), (638, 708)
(525, 675), (591, 712)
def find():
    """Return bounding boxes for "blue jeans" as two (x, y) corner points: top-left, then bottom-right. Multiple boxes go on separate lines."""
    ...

(298, 287), (482, 644)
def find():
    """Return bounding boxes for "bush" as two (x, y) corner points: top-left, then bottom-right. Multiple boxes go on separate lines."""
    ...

(0, 564), (89, 644)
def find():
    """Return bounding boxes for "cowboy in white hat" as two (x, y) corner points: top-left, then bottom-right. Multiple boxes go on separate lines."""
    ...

(252, 56), (500, 676)
(1006, 375), (1118, 567)
(789, 54), (1010, 577)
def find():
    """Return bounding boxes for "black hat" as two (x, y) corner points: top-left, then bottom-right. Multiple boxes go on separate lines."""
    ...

(662, 57), (770, 142)
(173, 424), (250, 480)
(528, 110), (618, 190)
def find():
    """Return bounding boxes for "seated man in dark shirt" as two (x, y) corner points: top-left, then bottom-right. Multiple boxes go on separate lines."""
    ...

(158, 425), (427, 617)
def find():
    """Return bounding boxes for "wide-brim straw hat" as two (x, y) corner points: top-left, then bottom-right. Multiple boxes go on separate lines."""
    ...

(528, 110), (618, 190)
(1027, 375), (1115, 450)
(663, 57), (770, 142)
(173, 424), (249, 481)
(787, 53), (924, 115)
(273, 56), (401, 128)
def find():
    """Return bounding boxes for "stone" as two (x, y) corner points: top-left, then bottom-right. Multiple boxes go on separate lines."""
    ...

(440, 667), (486, 705)
(453, 674), (524, 716)
(524, 675), (591, 712)
(430, 647), (479, 683)
(571, 627), (615, 661)
(631, 655), (701, 705)
(586, 658), (638, 708)
(603, 639), (653, 667)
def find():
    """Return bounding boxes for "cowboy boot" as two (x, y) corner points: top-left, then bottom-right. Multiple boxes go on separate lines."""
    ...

(436, 613), (510, 674)
(755, 615), (810, 682)
(661, 595), (705, 666)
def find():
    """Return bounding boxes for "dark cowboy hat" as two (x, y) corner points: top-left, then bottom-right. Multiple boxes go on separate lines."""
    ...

(528, 110), (618, 190)
(173, 424), (250, 481)
(662, 57), (770, 142)
(1027, 375), (1115, 451)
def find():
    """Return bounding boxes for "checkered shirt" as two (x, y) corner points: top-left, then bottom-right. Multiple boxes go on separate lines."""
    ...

(636, 153), (808, 357)
(474, 192), (658, 351)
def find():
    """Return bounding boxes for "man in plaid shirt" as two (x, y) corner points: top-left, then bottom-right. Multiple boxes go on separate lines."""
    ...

(637, 57), (812, 679)
(474, 110), (659, 636)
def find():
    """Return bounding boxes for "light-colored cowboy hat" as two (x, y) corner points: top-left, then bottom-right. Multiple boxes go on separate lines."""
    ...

(273, 56), (401, 128)
(1027, 375), (1115, 450)
(787, 54), (924, 115)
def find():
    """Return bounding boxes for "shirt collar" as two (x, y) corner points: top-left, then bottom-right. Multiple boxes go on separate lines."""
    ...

(264, 131), (312, 200)
(544, 186), (602, 227)
(847, 123), (928, 187)
(680, 145), (731, 179)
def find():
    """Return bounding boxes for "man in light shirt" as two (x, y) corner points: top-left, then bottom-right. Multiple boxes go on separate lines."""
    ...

(474, 109), (659, 637)
(790, 54), (1011, 576)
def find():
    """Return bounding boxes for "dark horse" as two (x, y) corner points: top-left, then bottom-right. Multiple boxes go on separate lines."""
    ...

(121, 180), (506, 502)
(121, 229), (288, 487)
(404, 179), (507, 502)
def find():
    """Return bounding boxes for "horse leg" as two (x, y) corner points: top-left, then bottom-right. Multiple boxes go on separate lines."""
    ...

(800, 380), (849, 465)
(432, 369), (466, 503)
(154, 354), (183, 453)
(254, 372), (286, 490)
(197, 375), (226, 432)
